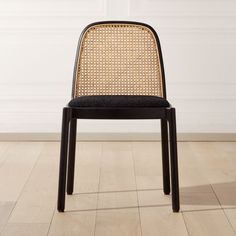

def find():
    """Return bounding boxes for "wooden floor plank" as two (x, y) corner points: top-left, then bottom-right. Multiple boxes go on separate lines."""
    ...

(0, 142), (43, 201)
(0, 143), (11, 167)
(8, 143), (59, 224)
(99, 142), (136, 192)
(0, 202), (15, 234)
(0, 141), (235, 235)
(132, 142), (163, 190)
(189, 142), (236, 209)
(74, 142), (102, 193)
(66, 193), (97, 211)
(1, 223), (49, 236)
(189, 142), (236, 184)
(97, 191), (138, 209)
(138, 190), (171, 207)
(224, 208), (236, 233)
(95, 208), (141, 236)
(140, 206), (188, 236)
(178, 142), (210, 188)
(183, 209), (235, 236)
(180, 184), (221, 211)
(48, 211), (96, 236)
(212, 181), (236, 209)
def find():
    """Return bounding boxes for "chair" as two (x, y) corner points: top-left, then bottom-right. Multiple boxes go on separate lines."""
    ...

(57, 21), (180, 212)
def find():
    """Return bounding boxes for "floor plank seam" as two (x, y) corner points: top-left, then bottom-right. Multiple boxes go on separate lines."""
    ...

(131, 142), (143, 236)
(64, 204), (172, 213)
(72, 187), (163, 195)
(210, 182), (225, 210)
(210, 184), (236, 235)
(181, 207), (229, 213)
(0, 143), (11, 168)
(0, 201), (17, 235)
(181, 212), (191, 236)
(5, 143), (45, 226)
(46, 206), (56, 236)
(93, 142), (103, 236)
(222, 208), (236, 235)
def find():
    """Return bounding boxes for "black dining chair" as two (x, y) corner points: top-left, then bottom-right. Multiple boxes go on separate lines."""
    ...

(57, 21), (180, 212)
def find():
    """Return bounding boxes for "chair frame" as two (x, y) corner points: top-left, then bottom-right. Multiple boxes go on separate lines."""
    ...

(57, 21), (179, 213)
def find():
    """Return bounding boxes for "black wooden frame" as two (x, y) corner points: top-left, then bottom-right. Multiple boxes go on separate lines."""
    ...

(57, 21), (180, 213)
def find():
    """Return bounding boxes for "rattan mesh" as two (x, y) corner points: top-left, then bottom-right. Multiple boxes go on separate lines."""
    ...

(74, 23), (163, 97)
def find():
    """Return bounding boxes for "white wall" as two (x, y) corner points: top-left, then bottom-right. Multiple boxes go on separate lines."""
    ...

(0, 0), (236, 134)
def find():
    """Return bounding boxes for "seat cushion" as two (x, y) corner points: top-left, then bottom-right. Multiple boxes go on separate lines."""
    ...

(68, 95), (169, 107)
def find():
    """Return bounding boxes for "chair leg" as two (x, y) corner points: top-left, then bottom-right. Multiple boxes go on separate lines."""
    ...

(67, 118), (77, 195)
(168, 108), (180, 212)
(161, 119), (170, 195)
(57, 108), (71, 212)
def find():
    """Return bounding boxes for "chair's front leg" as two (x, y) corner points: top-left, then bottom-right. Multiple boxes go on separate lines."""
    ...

(167, 108), (180, 212)
(57, 108), (71, 212)
(67, 118), (77, 195)
(161, 119), (170, 194)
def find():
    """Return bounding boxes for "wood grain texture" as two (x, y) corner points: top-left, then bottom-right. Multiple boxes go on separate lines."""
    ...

(95, 208), (142, 236)
(0, 143), (43, 201)
(8, 143), (58, 224)
(99, 142), (136, 192)
(1, 223), (49, 236)
(183, 210), (235, 236)
(0, 202), (15, 234)
(140, 206), (188, 236)
(48, 211), (96, 236)
(0, 141), (236, 235)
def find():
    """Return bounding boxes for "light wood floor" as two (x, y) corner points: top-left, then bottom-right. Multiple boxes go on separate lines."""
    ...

(0, 141), (236, 236)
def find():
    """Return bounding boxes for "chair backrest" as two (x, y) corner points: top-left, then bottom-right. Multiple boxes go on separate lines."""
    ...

(72, 21), (166, 99)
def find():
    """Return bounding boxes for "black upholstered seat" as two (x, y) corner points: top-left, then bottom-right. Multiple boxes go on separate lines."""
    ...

(69, 95), (169, 107)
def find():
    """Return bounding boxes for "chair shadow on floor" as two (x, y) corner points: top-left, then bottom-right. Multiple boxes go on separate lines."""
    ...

(64, 181), (236, 212)
(180, 181), (236, 210)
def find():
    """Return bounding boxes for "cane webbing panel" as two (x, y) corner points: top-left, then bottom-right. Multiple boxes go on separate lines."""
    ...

(74, 23), (163, 98)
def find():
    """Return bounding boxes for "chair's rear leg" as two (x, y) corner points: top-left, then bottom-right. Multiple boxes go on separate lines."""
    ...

(168, 108), (180, 212)
(67, 118), (77, 195)
(57, 108), (71, 212)
(161, 119), (170, 194)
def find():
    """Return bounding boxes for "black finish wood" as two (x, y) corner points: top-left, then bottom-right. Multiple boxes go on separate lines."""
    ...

(67, 118), (77, 195)
(57, 108), (71, 212)
(161, 119), (170, 195)
(167, 108), (180, 212)
(57, 106), (180, 212)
